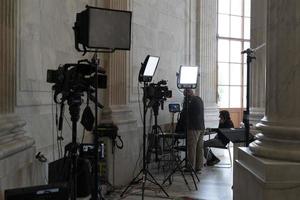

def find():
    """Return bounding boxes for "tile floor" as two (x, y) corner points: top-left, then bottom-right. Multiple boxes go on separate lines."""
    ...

(103, 155), (233, 200)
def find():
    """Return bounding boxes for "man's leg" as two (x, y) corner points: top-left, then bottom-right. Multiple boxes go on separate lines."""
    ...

(195, 130), (204, 171)
(203, 138), (224, 162)
(187, 129), (200, 169)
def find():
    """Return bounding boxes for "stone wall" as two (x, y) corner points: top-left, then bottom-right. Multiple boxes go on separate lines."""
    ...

(129, 0), (218, 128)
(15, 0), (102, 159)
(6, 0), (219, 190)
(12, 0), (104, 189)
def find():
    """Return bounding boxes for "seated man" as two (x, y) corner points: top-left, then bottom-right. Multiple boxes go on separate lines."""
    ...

(204, 110), (234, 166)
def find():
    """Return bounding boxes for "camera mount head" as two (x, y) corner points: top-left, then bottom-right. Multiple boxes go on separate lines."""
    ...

(144, 79), (172, 115)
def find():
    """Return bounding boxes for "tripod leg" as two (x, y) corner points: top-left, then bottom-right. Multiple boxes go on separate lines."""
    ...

(120, 169), (143, 197)
(177, 160), (191, 191)
(191, 167), (200, 182)
(162, 157), (185, 185)
(141, 171), (147, 200)
(190, 170), (198, 190)
(146, 170), (169, 197)
(186, 160), (198, 190)
(185, 157), (200, 182)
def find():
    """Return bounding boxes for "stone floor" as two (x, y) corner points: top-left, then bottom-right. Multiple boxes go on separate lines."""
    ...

(102, 155), (233, 200)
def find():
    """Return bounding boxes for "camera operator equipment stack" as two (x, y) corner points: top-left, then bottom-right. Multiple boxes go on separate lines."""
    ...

(47, 58), (108, 200)
(121, 55), (170, 199)
(46, 5), (131, 200)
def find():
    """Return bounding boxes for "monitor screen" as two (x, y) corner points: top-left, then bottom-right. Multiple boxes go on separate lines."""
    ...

(169, 103), (180, 113)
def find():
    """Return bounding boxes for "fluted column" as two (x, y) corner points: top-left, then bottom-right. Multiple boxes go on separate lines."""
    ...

(107, 52), (129, 105)
(249, 0), (300, 161)
(196, 0), (219, 127)
(101, 0), (130, 106)
(249, 0), (267, 126)
(0, 1), (37, 196)
(0, 0), (16, 113)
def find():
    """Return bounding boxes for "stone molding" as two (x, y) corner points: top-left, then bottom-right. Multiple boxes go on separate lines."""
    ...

(249, 107), (265, 126)
(234, 147), (300, 200)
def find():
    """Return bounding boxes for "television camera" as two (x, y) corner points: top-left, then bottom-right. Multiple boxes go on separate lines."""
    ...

(145, 80), (172, 110)
(47, 60), (107, 104)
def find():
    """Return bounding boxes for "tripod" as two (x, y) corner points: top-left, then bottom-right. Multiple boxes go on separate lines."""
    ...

(65, 91), (83, 200)
(120, 82), (169, 199)
(162, 93), (200, 190)
(146, 101), (164, 163)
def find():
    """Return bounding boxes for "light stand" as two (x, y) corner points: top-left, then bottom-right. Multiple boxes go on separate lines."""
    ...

(120, 82), (169, 199)
(242, 49), (255, 147)
(90, 54), (102, 200)
(121, 56), (169, 199)
(241, 43), (265, 147)
(162, 93), (199, 190)
(162, 65), (200, 190)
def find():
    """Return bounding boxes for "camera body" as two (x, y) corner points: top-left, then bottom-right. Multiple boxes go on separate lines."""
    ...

(47, 63), (107, 103)
(145, 80), (172, 101)
(47, 63), (107, 89)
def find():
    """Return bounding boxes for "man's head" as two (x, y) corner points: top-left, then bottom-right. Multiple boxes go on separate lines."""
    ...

(184, 89), (194, 97)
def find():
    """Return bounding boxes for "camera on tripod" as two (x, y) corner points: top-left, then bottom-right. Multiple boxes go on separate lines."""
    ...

(47, 61), (107, 103)
(145, 80), (172, 107)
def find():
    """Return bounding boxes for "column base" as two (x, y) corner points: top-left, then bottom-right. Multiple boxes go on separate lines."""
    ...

(0, 135), (36, 199)
(250, 120), (300, 162)
(249, 107), (264, 126)
(101, 105), (139, 186)
(234, 147), (300, 200)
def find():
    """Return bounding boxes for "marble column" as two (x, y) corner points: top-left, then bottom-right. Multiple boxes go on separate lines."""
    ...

(249, 0), (300, 161)
(249, 0), (267, 126)
(196, 0), (219, 128)
(0, 1), (36, 198)
(0, 0), (16, 113)
(99, 0), (139, 187)
(234, 1), (300, 199)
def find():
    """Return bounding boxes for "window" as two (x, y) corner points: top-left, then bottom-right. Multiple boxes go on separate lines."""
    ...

(217, 0), (251, 109)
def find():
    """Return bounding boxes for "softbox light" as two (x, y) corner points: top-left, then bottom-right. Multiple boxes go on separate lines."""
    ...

(74, 6), (132, 52)
(177, 65), (199, 89)
(138, 55), (160, 82)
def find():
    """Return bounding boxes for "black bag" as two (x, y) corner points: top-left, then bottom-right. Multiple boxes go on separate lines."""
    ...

(48, 157), (92, 198)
